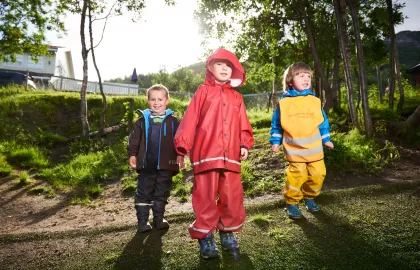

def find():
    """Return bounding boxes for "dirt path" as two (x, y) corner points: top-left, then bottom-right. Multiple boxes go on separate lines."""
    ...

(0, 146), (419, 235)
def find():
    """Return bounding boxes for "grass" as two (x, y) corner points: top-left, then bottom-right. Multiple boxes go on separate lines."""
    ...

(0, 86), (418, 201)
(1, 142), (50, 169)
(0, 154), (12, 176)
(18, 171), (31, 186)
(27, 185), (55, 198)
(1, 181), (419, 269)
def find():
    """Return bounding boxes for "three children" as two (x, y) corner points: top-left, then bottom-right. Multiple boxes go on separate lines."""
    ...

(127, 56), (333, 259)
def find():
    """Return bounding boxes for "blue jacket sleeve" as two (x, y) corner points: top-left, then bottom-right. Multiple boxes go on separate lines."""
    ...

(319, 108), (331, 144)
(269, 105), (283, 145)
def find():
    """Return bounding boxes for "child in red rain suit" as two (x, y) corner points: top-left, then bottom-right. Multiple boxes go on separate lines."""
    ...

(174, 48), (254, 259)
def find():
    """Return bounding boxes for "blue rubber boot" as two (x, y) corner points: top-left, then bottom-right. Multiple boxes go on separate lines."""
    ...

(219, 231), (239, 251)
(198, 232), (219, 259)
(286, 204), (303, 219)
(304, 199), (320, 212)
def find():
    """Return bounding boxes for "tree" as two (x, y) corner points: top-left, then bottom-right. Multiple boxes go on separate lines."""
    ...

(68, 0), (174, 139)
(297, 0), (334, 112)
(333, 0), (360, 130)
(386, 0), (396, 110)
(347, 0), (373, 136)
(0, 0), (68, 62)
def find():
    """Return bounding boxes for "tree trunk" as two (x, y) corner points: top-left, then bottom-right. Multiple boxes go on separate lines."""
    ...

(387, 0), (396, 110)
(332, 48), (340, 109)
(394, 41), (404, 112)
(272, 56), (279, 110)
(80, 0), (90, 139)
(377, 65), (383, 103)
(69, 123), (125, 142)
(300, 1), (333, 113)
(88, 0), (107, 136)
(333, 0), (360, 129)
(406, 106), (420, 128)
(347, 0), (373, 136)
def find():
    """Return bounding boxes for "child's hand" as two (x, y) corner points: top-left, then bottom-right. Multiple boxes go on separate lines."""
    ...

(129, 156), (137, 169)
(240, 148), (249, 160)
(177, 155), (185, 169)
(272, 144), (280, 152)
(325, 141), (334, 150)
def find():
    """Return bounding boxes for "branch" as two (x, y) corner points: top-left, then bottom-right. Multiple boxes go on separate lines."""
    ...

(92, 1), (118, 22)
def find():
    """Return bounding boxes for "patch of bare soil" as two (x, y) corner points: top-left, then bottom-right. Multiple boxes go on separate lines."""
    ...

(0, 146), (419, 236)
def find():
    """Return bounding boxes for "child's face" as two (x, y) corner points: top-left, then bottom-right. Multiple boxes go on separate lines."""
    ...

(291, 72), (312, 91)
(209, 60), (233, 84)
(148, 89), (169, 115)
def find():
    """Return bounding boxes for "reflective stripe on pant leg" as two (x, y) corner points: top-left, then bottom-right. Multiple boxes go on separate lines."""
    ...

(217, 170), (245, 232)
(283, 162), (308, 204)
(188, 170), (220, 239)
(302, 159), (326, 199)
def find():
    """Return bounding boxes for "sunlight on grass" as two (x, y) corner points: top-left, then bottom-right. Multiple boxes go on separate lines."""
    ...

(3, 142), (50, 169)
(0, 154), (12, 176)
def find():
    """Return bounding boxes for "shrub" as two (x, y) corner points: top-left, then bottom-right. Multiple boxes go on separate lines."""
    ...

(0, 154), (12, 176)
(5, 144), (50, 169)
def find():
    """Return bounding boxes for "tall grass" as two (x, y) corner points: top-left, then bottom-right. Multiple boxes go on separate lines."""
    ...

(0, 154), (12, 176)
(0, 141), (50, 169)
(325, 128), (399, 173)
(39, 143), (127, 189)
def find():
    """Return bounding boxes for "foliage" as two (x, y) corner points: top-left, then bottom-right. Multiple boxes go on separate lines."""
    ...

(121, 173), (137, 195)
(27, 185), (55, 198)
(84, 184), (104, 198)
(18, 170), (30, 186)
(325, 128), (399, 173)
(39, 142), (127, 189)
(0, 154), (12, 177)
(0, 0), (68, 62)
(1, 141), (50, 169)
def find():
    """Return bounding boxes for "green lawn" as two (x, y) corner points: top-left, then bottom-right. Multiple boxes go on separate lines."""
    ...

(1, 181), (420, 270)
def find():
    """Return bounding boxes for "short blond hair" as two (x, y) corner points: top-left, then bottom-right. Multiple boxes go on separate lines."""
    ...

(282, 62), (313, 91)
(146, 84), (170, 99)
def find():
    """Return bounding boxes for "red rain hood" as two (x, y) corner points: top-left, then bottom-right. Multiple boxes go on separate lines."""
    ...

(205, 48), (246, 87)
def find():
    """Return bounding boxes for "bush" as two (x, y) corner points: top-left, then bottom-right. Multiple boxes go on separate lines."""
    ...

(3, 143), (50, 169)
(0, 154), (12, 176)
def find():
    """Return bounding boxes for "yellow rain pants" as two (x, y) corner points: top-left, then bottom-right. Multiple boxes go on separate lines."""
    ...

(283, 159), (326, 204)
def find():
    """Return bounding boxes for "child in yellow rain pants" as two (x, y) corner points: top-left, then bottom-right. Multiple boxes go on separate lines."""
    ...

(269, 62), (334, 219)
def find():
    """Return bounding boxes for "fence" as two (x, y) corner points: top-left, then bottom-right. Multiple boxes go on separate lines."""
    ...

(35, 76), (281, 109)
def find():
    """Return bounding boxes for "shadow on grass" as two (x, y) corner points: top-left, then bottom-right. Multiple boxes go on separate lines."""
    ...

(293, 206), (417, 269)
(114, 229), (168, 270)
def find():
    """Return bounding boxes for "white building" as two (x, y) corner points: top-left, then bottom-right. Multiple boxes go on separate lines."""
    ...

(0, 46), (75, 89)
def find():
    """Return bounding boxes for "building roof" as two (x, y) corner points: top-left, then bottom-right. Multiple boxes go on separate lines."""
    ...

(407, 63), (420, 73)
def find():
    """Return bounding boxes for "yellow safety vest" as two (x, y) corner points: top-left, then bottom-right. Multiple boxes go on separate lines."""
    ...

(279, 95), (324, 162)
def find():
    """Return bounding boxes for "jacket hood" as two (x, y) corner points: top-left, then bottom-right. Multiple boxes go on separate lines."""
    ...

(282, 89), (315, 98)
(205, 48), (246, 87)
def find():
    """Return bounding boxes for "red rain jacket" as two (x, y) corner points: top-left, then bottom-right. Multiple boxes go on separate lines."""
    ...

(174, 48), (254, 174)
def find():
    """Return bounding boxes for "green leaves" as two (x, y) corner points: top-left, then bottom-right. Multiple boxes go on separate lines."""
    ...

(0, 0), (68, 62)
